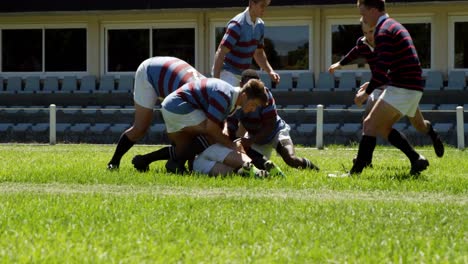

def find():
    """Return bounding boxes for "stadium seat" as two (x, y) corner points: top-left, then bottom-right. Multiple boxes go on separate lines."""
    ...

(295, 71), (314, 91)
(62, 106), (81, 114)
(42, 77), (59, 93)
(56, 123), (71, 132)
(275, 73), (293, 91)
(433, 123), (453, 133)
(360, 71), (372, 86)
(315, 72), (334, 91)
(0, 123), (13, 132)
(13, 123), (31, 132)
(259, 72), (272, 88)
(437, 104), (459, 111)
(32, 123), (49, 132)
(69, 123), (91, 132)
(296, 123), (316, 134)
(102, 105), (121, 115)
(0, 77), (4, 92)
(327, 104), (347, 110)
(282, 104), (303, 115)
(109, 123), (130, 133)
(418, 104), (435, 111)
(61, 76), (78, 93)
(393, 123), (408, 131)
(22, 76), (40, 93)
(89, 123), (110, 133)
(23, 106), (44, 114)
(338, 72), (357, 91)
(424, 70), (444, 91)
(117, 75), (134, 93)
(6, 77), (22, 93)
(445, 71), (466, 90)
(77, 75), (96, 93)
(323, 123), (340, 133)
(97, 75), (115, 93)
(5, 106), (23, 114)
(83, 106), (100, 115)
(340, 123), (361, 133)
(150, 123), (166, 133)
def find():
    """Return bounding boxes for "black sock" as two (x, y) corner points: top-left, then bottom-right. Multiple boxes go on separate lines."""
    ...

(109, 133), (135, 165)
(246, 148), (268, 170)
(351, 135), (376, 173)
(388, 129), (419, 162)
(426, 121), (438, 141)
(140, 146), (172, 163)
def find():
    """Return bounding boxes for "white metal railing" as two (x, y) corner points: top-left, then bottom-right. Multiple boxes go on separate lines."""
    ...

(0, 104), (465, 149)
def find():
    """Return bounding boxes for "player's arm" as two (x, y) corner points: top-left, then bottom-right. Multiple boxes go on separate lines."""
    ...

(254, 48), (280, 83)
(205, 118), (236, 149)
(240, 115), (275, 149)
(213, 45), (230, 79)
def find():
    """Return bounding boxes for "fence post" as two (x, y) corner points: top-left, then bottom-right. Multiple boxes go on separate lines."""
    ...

(456, 106), (464, 150)
(316, 104), (324, 149)
(49, 104), (56, 145)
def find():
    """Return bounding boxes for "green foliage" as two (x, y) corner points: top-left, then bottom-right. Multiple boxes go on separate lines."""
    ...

(0, 144), (466, 263)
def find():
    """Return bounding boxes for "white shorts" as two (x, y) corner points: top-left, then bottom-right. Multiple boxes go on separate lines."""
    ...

(133, 59), (159, 109)
(161, 107), (206, 133)
(380, 86), (422, 117)
(365, 89), (383, 115)
(220, 70), (241, 87)
(193, 144), (233, 174)
(249, 124), (291, 159)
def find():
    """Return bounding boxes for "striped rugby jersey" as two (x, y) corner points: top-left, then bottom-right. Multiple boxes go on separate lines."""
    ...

(145, 56), (205, 98)
(227, 87), (286, 145)
(165, 78), (239, 127)
(339, 36), (377, 72)
(220, 8), (265, 75)
(366, 17), (423, 94)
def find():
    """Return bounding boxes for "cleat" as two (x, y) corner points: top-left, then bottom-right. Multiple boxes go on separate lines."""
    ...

(165, 159), (187, 175)
(410, 155), (429, 175)
(107, 163), (119, 171)
(304, 158), (320, 171)
(238, 162), (269, 179)
(352, 157), (372, 168)
(132, 155), (149, 172)
(264, 160), (286, 177)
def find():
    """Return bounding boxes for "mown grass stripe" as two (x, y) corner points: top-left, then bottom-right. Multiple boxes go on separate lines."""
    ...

(1, 182), (466, 204)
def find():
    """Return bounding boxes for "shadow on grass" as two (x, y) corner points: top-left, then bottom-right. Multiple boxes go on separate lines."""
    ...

(369, 165), (428, 181)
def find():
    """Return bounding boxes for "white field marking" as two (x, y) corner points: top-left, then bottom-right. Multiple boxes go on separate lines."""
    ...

(0, 183), (466, 205)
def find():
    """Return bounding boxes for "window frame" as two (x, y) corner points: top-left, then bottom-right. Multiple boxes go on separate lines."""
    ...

(448, 15), (468, 72)
(0, 24), (88, 77)
(102, 21), (198, 76)
(326, 15), (434, 76)
(210, 18), (313, 75)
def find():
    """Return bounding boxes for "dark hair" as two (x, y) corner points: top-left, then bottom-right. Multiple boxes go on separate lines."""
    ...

(358, 0), (385, 12)
(240, 69), (260, 86)
(241, 79), (268, 105)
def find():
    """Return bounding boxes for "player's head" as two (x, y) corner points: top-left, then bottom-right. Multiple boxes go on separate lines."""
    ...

(357, 0), (385, 27)
(240, 69), (260, 87)
(239, 79), (268, 113)
(360, 17), (375, 47)
(249, 0), (271, 18)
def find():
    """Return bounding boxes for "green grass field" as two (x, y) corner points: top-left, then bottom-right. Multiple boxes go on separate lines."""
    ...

(0, 144), (466, 263)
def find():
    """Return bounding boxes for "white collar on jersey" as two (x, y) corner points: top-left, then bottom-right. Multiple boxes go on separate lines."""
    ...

(245, 7), (260, 27)
(362, 37), (375, 52)
(229, 86), (241, 114)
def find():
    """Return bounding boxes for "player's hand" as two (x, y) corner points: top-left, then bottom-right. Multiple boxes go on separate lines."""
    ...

(269, 71), (280, 84)
(358, 82), (369, 92)
(354, 90), (368, 107)
(328, 62), (341, 74)
(234, 138), (246, 153)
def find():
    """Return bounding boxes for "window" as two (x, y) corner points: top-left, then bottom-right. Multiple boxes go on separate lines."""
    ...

(454, 21), (468, 68)
(45, 28), (86, 71)
(1, 27), (87, 73)
(212, 21), (311, 71)
(153, 28), (195, 66)
(105, 25), (196, 73)
(327, 17), (432, 71)
(2, 29), (42, 72)
(107, 29), (150, 72)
